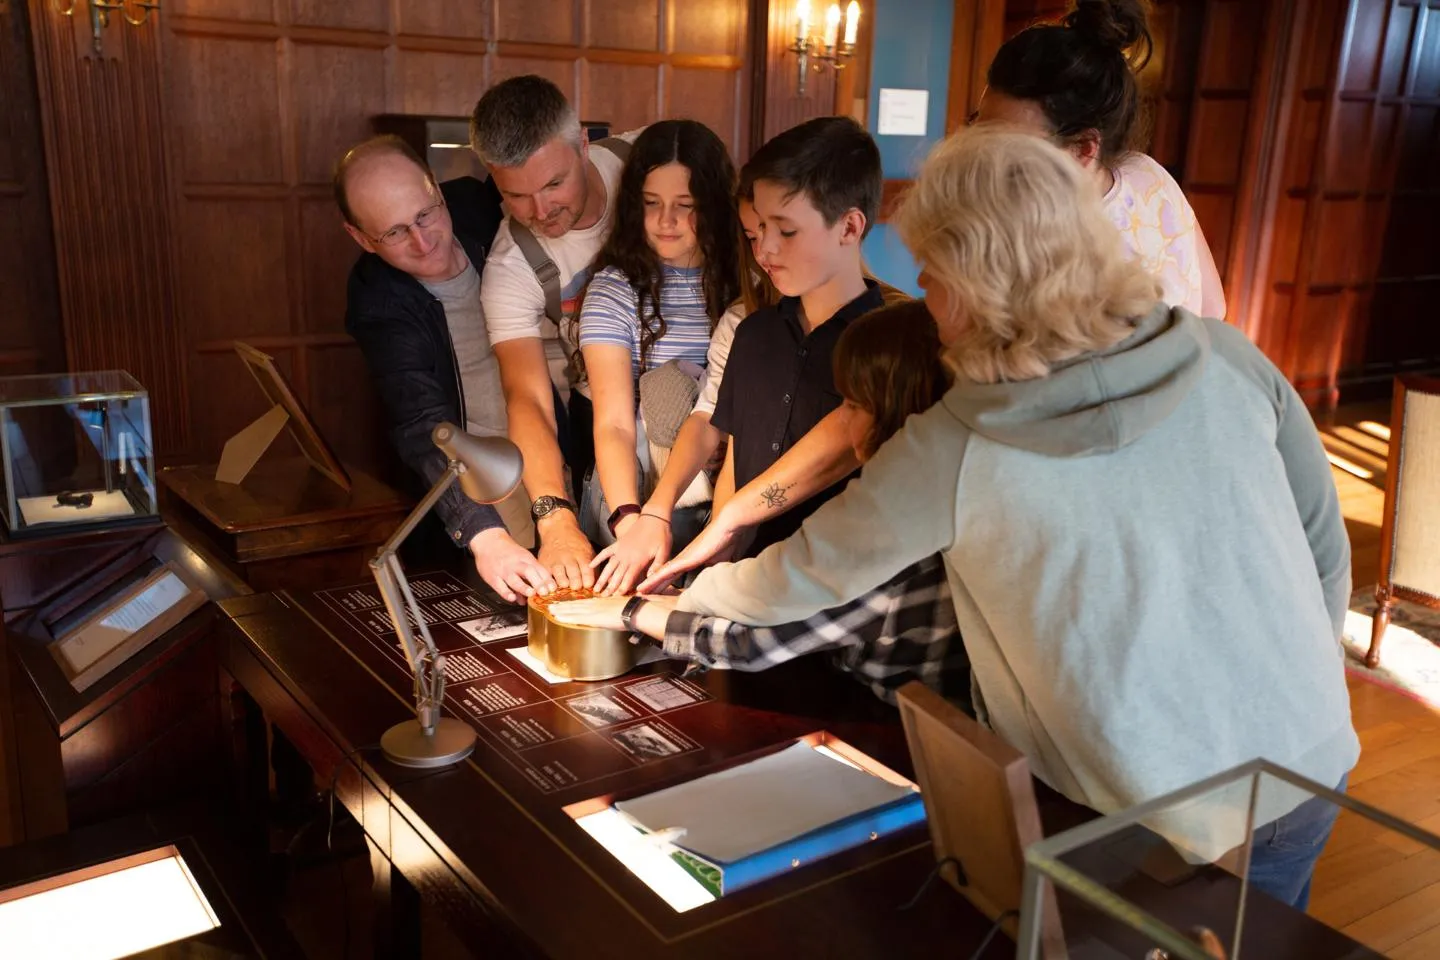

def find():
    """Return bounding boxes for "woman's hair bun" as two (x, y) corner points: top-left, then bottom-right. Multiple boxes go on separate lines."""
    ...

(1064, 0), (1151, 64)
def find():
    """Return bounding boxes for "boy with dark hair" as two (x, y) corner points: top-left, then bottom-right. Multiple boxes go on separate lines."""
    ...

(661, 116), (886, 566)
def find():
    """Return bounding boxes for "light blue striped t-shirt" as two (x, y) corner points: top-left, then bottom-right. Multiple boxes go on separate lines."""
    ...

(578, 264), (713, 378)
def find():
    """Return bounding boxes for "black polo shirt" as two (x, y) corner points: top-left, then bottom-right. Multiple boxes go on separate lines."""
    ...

(712, 280), (885, 555)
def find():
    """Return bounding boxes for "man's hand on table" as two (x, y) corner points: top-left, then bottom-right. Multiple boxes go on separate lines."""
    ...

(537, 511), (596, 591)
(470, 527), (556, 603)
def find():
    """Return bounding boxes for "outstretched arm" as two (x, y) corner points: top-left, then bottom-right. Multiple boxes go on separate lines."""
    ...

(677, 399), (967, 626)
(492, 337), (595, 589)
(638, 408), (856, 593)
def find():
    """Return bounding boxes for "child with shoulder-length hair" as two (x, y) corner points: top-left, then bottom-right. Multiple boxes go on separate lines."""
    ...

(577, 120), (740, 589)
(833, 300), (949, 461)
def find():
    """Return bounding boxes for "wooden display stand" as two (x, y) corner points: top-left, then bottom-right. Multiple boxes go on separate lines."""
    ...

(159, 343), (410, 591)
(160, 459), (410, 592)
(2, 525), (246, 842)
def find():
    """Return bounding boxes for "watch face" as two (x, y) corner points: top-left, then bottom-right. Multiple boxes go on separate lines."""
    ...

(531, 495), (570, 518)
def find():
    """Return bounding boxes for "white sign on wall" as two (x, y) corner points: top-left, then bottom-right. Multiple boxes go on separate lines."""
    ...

(877, 88), (929, 137)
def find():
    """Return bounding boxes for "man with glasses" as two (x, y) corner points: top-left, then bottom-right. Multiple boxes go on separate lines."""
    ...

(338, 135), (556, 602)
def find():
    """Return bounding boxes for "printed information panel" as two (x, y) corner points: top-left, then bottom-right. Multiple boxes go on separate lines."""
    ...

(310, 573), (713, 796)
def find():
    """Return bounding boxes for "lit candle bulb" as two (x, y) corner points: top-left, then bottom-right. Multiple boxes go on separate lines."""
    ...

(796, 0), (810, 42)
(844, 1), (860, 45)
(824, 3), (841, 48)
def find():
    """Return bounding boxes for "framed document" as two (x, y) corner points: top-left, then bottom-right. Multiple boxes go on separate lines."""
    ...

(48, 562), (208, 692)
(215, 342), (351, 491)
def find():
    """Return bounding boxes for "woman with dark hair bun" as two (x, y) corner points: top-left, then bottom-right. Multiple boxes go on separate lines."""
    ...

(978, 0), (1227, 320)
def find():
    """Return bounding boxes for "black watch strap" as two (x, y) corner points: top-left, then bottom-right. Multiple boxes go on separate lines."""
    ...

(620, 595), (648, 633)
(531, 495), (576, 519)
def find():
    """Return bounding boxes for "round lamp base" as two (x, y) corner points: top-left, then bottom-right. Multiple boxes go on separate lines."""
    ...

(380, 717), (477, 769)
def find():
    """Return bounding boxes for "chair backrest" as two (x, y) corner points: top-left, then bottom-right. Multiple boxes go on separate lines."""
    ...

(896, 682), (1066, 958)
(1380, 375), (1440, 603)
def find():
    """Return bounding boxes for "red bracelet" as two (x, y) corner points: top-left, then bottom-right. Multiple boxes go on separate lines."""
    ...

(606, 503), (642, 536)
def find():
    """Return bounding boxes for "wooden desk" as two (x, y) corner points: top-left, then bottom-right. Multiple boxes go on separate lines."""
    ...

(216, 562), (1388, 960)
(216, 568), (1011, 959)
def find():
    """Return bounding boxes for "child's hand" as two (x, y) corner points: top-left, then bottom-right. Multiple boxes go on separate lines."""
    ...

(591, 513), (672, 595)
(637, 517), (741, 594)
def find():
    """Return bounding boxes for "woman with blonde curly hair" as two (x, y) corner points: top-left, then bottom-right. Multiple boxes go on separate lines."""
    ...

(663, 125), (1358, 910)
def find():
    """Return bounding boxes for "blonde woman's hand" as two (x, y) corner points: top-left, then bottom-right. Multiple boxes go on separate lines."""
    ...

(546, 596), (628, 630)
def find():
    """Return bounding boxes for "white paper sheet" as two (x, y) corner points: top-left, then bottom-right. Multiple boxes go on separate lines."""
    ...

(504, 644), (664, 685)
(615, 741), (916, 864)
(17, 491), (136, 526)
(101, 572), (193, 633)
(877, 88), (929, 136)
(58, 572), (192, 674)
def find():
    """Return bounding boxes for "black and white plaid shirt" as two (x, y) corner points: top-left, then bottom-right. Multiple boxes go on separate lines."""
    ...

(662, 554), (970, 708)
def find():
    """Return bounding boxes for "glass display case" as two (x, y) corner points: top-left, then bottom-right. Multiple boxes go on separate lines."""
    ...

(0, 371), (158, 537)
(1016, 758), (1440, 959)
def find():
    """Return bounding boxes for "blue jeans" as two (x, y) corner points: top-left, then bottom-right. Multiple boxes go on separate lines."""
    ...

(1247, 774), (1347, 910)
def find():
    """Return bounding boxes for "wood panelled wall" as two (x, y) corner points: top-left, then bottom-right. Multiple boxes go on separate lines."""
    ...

(0, 0), (62, 378)
(21, 0), (749, 468)
(1297, 0), (1440, 405)
(757, 0), (837, 141)
(997, 0), (1440, 409)
(29, 0), (188, 450)
(15, 0), (1439, 440)
(162, 0), (749, 469)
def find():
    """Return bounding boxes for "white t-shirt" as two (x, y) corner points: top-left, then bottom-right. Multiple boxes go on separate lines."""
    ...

(480, 129), (643, 395)
(693, 304), (744, 417)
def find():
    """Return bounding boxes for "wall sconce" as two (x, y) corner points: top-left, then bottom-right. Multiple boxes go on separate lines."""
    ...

(53, 0), (160, 57)
(788, 0), (860, 96)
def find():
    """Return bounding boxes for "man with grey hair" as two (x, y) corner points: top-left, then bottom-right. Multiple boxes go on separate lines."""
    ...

(472, 75), (640, 591)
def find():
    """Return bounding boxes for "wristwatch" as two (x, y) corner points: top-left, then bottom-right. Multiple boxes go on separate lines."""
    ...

(530, 495), (576, 520)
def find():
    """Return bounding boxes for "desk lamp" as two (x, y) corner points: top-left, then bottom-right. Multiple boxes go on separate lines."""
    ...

(371, 422), (522, 768)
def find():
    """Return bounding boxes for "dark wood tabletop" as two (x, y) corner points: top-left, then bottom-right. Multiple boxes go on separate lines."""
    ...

(215, 557), (1383, 960)
(216, 564), (1013, 960)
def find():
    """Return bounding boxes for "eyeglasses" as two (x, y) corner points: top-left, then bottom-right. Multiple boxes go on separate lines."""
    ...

(370, 199), (446, 246)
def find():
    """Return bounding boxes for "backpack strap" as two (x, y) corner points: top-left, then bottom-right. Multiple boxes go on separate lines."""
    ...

(593, 135), (631, 163)
(509, 221), (562, 326)
(507, 134), (631, 327)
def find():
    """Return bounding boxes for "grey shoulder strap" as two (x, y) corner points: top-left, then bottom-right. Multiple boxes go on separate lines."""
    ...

(593, 135), (631, 163)
(508, 221), (562, 326)
(507, 135), (630, 326)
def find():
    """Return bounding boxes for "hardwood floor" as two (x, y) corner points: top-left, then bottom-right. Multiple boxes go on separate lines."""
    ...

(1307, 404), (1440, 957)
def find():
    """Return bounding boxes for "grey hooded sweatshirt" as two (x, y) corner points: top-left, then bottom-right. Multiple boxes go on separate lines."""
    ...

(679, 305), (1360, 839)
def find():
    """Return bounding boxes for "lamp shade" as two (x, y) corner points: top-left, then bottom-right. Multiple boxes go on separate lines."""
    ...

(431, 423), (523, 504)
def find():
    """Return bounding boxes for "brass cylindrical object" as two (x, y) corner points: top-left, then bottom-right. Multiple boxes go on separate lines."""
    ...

(527, 589), (642, 682)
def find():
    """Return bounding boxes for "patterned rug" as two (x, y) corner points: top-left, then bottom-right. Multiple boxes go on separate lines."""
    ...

(1342, 586), (1440, 709)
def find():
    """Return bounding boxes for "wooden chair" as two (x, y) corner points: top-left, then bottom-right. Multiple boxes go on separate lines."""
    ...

(1369, 374), (1440, 667)
(896, 682), (1066, 959)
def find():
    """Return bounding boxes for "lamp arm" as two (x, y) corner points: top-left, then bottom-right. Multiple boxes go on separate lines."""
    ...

(371, 460), (462, 737)
(378, 459), (462, 557)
